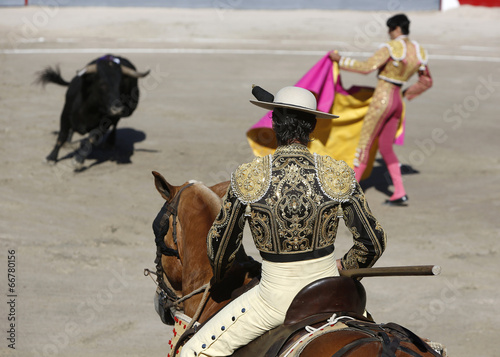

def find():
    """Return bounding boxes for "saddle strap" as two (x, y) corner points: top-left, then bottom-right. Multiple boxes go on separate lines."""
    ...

(280, 319), (442, 357)
(382, 322), (442, 357)
(318, 327), (428, 357)
(340, 320), (441, 357)
(330, 336), (381, 357)
(229, 313), (335, 357)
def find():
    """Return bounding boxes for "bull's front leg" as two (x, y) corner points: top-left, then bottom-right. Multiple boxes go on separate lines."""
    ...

(73, 137), (92, 167)
(66, 129), (74, 144)
(72, 127), (102, 167)
(46, 109), (72, 163)
(72, 118), (113, 168)
(45, 121), (69, 163)
(46, 140), (63, 162)
(104, 118), (120, 147)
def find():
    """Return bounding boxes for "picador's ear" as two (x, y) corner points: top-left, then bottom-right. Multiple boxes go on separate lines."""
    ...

(152, 171), (173, 201)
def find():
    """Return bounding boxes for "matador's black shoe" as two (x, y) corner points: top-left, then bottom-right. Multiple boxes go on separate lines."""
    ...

(384, 195), (409, 206)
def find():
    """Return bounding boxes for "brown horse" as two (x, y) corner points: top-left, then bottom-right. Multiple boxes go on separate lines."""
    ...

(148, 171), (446, 357)
(150, 171), (260, 325)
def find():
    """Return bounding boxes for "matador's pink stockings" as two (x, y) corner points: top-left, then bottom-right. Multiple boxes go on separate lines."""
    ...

(355, 162), (406, 201)
(387, 163), (406, 200)
(378, 115), (406, 201)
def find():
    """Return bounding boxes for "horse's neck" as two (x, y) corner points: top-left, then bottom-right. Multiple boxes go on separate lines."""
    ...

(178, 184), (222, 316)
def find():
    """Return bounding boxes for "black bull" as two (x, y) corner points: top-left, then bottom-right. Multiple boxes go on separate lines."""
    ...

(36, 54), (150, 167)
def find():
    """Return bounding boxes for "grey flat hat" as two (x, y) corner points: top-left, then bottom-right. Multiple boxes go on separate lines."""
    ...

(250, 86), (339, 119)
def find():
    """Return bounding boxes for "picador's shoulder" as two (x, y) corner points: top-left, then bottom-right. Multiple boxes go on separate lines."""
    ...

(231, 155), (272, 204)
(314, 154), (356, 202)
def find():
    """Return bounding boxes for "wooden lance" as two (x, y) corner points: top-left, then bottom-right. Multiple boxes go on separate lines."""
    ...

(340, 265), (441, 279)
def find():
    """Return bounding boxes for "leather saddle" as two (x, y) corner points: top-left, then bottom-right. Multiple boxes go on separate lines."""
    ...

(232, 276), (368, 357)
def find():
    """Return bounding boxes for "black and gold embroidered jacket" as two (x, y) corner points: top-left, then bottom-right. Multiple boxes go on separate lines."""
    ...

(208, 144), (386, 283)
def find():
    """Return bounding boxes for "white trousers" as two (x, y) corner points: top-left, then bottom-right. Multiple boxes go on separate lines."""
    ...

(180, 252), (339, 357)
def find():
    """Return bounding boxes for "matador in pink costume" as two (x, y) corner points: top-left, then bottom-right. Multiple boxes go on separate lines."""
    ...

(330, 14), (432, 205)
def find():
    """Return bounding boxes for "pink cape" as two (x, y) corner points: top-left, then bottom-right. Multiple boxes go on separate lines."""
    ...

(248, 54), (405, 145)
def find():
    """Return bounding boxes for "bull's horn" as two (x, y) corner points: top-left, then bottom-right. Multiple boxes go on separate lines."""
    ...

(121, 65), (150, 78)
(76, 63), (97, 76)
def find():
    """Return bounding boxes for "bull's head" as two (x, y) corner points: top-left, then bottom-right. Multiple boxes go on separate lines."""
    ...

(78, 59), (150, 117)
(79, 63), (150, 78)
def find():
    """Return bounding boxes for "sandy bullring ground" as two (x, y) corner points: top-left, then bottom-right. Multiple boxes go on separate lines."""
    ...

(0, 5), (499, 357)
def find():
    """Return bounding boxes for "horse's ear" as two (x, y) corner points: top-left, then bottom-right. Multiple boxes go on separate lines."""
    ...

(152, 171), (173, 201)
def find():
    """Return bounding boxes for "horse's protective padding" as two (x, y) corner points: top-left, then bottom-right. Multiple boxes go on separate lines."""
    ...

(231, 313), (336, 357)
(284, 276), (367, 326)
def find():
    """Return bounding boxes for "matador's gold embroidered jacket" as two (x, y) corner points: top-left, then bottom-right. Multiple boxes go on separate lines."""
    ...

(338, 36), (432, 100)
(207, 144), (386, 283)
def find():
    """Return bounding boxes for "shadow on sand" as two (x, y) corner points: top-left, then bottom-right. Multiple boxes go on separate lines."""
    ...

(57, 127), (157, 171)
(360, 159), (420, 198)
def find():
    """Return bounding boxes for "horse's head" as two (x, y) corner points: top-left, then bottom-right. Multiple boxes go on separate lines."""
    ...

(151, 171), (226, 323)
(150, 171), (261, 326)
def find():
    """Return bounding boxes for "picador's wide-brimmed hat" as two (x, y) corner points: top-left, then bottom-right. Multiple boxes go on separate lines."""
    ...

(250, 86), (339, 119)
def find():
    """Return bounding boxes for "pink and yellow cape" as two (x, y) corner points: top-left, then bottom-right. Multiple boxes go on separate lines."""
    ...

(246, 54), (406, 180)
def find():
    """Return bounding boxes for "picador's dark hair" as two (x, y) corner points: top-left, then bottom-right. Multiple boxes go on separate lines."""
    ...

(272, 108), (317, 146)
(387, 14), (410, 35)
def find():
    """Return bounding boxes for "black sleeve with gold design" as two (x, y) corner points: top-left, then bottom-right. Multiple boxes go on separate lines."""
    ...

(207, 185), (246, 284)
(340, 182), (387, 270)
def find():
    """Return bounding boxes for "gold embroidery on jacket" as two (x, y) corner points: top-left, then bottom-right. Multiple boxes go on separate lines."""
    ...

(245, 145), (345, 256)
(419, 45), (428, 63)
(339, 46), (389, 73)
(208, 188), (246, 281)
(248, 208), (273, 251)
(231, 155), (271, 204)
(315, 155), (356, 202)
(379, 39), (427, 84)
(340, 37), (428, 86)
(383, 39), (406, 60)
(274, 162), (317, 253)
(316, 204), (339, 248)
(207, 190), (233, 263)
(340, 188), (387, 270)
(227, 145), (385, 265)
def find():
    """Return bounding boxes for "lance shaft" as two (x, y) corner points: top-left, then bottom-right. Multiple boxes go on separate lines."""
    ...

(340, 265), (441, 279)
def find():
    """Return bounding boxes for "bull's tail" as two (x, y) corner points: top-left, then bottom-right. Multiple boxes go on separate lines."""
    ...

(35, 66), (70, 87)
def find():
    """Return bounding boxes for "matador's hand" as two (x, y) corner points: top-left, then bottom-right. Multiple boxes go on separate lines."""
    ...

(329, 50), (341, 62)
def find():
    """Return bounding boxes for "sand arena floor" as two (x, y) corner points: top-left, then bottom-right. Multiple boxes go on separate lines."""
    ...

(0, 6), (499, 357)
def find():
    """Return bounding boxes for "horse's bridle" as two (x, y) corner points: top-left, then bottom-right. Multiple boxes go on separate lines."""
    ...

(147, 182), (211, 330)
(154, 183), (194, 260)
(152, 182), (194, 307)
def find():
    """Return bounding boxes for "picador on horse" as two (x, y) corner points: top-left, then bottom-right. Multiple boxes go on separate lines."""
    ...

(146, 86), (447, 357)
